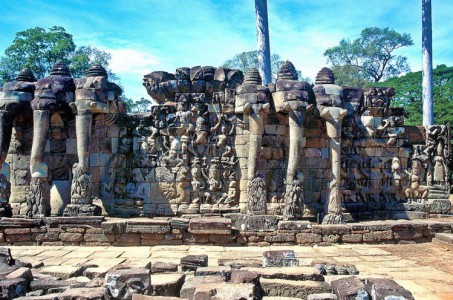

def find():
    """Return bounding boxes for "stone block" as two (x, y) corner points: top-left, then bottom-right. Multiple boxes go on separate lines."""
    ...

(260, 278), (332, 298)
(59, 232), (84, 243)
(363, 230), (393, 243)
(5, 267), (33, 282)
(307, 293), (338, 300)
(0, 278), (27, 299)
(364, 278), (414, 300)
(218, 258), (262, 269)
(193, 282), (255, 300)
(188, 217), (231, 234)
(180, 275), (225, 300)
(230, 269), (260, 284)
(196, 266), (231, 280)
(39, 265), (84, 279)
(105, 268), (151, 300)
(180, 255), (208, 271)
(263, 250), (298, 267)
(232, 215), (278, 232)
(331, 276), (368, 300)
(296, 233), (322, 244)
(245, 267), (323, 281)
(126, 220), (171, 234)
(152, 273), (185, 297)
(151, 262), (178, 274)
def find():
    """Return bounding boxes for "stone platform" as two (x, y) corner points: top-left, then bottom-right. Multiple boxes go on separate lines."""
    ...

(3, 242), (453, 299)
(1, 216), (453, 247)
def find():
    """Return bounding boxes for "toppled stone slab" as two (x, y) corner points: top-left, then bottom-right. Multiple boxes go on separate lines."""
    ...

(59, 287), (104, 300)
(193, 282), (255, 300)
(364, 278), (414, 300)
(180, 255), (208, 271)
(38, 265), (84, 279)
(126, 219), (171, 234)
(189, 217), (231, 234)
(105, 268), (151, 300)
(180, 275), (225, 300)
(434, 233), (453, 244)
(0, 278), (27, 299)
(6, 267), (33, 282)
(218, 258), (262, 269)
(152, 274), (185, 297)
(30, 278), (87, 293)
(151, 262), (178, 274)
(230, 270), (260, 284)
(263, 250), (299, 267)
(260, 278), (332, 298)
(307, 293), (338, 300)
(245, 267), (323, 281)
(331, 276), (368, 300)
(196, 266), (231, 280)
(132, 296), (184, 300)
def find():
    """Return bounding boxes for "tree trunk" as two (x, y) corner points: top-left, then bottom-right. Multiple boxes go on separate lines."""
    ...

(255, 0), (272, 85)
(422, 0), (434, 126)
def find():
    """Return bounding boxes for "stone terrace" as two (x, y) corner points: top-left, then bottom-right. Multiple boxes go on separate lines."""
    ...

(5, 242), (453, 299)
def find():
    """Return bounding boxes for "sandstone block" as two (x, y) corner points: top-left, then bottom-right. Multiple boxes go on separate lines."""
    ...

(260, 278), (332, 298)
(180, 275), (225, 300)
(331, 276), (368, 300)
(189, 217), (231, 234)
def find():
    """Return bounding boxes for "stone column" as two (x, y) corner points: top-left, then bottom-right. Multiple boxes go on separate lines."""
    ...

(64, 65), (115, 216)
(320, 107), (347, 224)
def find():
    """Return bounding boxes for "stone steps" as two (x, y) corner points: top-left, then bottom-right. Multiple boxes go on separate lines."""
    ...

(432, 233), (453, 250)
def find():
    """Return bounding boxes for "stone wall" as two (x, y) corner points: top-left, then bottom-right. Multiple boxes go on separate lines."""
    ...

(0, 217), (452, 247)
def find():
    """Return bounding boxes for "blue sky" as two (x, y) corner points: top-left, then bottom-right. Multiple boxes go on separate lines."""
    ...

(1, 0), (453, 101)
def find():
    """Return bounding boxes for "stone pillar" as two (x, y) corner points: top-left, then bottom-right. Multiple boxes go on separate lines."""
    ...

(320, 107), (347, 224)
(64, 65), (118, 216)
(313, 67), (347, 224)
(422, 0), (434, 126)
(0, 68), (35, 217)
(27, 61), (75, 218)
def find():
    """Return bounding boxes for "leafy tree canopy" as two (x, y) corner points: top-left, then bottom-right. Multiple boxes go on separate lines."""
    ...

(325, 27), (413, 86)
(222, 50), (311, 82)
(0, 26), (116, 85)
(375, 64), (453, 126)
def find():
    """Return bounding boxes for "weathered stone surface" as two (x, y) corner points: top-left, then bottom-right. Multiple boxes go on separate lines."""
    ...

(59, 287), (105, 300)
(0, 278), (27, 299)
(180, 275), (225, 300)
(132, 296), (182, 300)
(331, 276), (369, 300)
(260, 278), (332, 298)
(218, 258), (262, 269)
(126, 220), (171, 234)
(151, 273), (185, 297)
(307, 293), (338, 300)
(5, 266), (33, 282)
(196, 266), (231, 280)
(39, 265), (84, 279)
(245, 267), (323, 281)
(231, 215), (278, 232)
(189, 217), (231, 234)
(364, 278), (414, 300)
(150, 262), (178, 274)
(193, 282), (255, 300)
(180, 255), (208, 271)
(230, 270), (260, 284)
(105, 268), (151, 300)
(263, 250), (299, 267)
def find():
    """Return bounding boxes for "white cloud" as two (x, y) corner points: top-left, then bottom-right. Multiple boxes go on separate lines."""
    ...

(107, 48), (159, 76)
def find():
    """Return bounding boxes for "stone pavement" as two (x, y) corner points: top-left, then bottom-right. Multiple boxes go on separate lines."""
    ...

(8, 242), (453, 299)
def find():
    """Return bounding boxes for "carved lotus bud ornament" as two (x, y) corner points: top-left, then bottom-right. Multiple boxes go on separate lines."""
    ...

(278, 61), (298, 80)
(16, 68), (36, 82)
(315, 67), (335, 84)
(243, 68), (262, 85)
(50, 60), (71, 77)
(86, 64), (108, 78)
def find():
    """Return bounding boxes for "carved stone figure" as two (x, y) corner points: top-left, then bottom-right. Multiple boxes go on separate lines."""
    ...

(247, 174), (267, 215)
(28, 61), (75, 218)
(65, 64), (122, 216)
(314, 67), (347, 224)
(405, 159), (428, 202)
(283, 171), (304, 220)
(0, 68), (35, 217)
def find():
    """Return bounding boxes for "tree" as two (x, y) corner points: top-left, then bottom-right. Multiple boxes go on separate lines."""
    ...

(0, 26), (116, 83)
(375, 65), (453, 126)
(222, 51), (310, 82)
(255, 0), (272, 85)
(324, 27), (413, 86)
